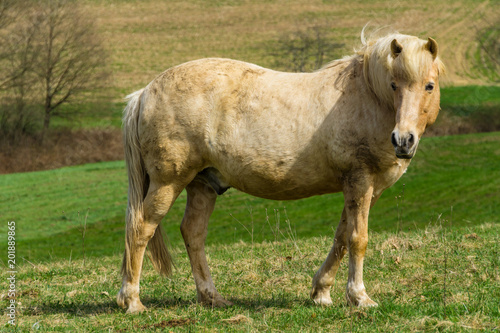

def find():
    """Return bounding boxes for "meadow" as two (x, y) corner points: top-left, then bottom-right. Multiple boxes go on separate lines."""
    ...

(0, 223), (498, 331)
(86, 0), (498, 94)
(1, 0), (499, 331)
(0, 132), (499, 331)
(0, 132), (498, 263)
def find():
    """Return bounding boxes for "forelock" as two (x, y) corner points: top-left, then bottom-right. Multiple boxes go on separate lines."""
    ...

(391, 37), (434, 82)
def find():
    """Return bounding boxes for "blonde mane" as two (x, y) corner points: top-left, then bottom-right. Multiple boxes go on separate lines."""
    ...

(357, 31), (445, 107)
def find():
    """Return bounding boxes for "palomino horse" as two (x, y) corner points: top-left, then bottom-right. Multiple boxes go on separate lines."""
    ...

(117, 32), (444, 313)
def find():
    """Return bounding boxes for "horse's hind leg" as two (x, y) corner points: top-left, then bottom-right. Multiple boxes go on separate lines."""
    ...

(181, 179), (232, 307)
(118, 182), (183, 313)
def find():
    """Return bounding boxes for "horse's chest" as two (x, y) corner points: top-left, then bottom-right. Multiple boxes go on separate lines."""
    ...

(375, 161), (410, 195)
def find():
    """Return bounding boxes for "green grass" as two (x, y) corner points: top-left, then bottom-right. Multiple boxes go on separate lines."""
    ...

(50, 102), (125, 129)
(474, 24), (500, 82)
(440, 85), (500, 123)
(1, 222), (498, 331)
(0, 132), (499, 265)
(440, 86), (500, 111)
(432, 86), (500, 135)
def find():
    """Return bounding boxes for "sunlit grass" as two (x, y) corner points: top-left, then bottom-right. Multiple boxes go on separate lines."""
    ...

(1, 222), (498, 331)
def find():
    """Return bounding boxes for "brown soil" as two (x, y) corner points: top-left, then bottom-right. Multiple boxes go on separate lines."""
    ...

(0, 128), (123, 174)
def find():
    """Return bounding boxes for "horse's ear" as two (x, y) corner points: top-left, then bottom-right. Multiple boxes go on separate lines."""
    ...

(426, 37), (438, 60)
(391, 39), (403, 58)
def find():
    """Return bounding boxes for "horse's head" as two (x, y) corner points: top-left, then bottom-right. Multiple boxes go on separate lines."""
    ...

(388, 37), (443, 159)
(390, 38), (442, 159)
(362, 33), (444, 159)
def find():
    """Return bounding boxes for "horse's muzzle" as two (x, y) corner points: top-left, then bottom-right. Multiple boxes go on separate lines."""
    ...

(391, 131), (417, 159)
(395, 151), (414, 159)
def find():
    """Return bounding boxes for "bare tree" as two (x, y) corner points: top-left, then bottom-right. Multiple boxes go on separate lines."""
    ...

(28, 0), (108, 134)
(0, 0), (41, 139)
(0, 0), (37, 90)
(0, 0), (108, 140)
(0, 0), (16, 29)
(476, 17), (499, 82)
(270, 24), (344, 73)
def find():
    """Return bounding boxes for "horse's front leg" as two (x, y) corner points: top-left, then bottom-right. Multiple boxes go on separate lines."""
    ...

(311, 176), (378, 307)
(343, 179), (378, 307)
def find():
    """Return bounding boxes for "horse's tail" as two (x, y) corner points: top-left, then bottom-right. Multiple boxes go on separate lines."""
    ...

(121, 89), (173, 278)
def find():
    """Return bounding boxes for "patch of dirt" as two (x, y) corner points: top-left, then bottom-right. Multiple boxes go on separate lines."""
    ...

(141, 318), (195, 329)
(0, 128), (123, 174)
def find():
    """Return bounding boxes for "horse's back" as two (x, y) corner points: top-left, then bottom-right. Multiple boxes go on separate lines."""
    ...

(141, 58), (270, 130)
(136, 58), (343, 198)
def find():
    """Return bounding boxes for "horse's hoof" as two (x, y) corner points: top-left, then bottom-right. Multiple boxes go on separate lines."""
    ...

(212, 297), (234, 307)
(358, 298), (378, 307)
(199, 292), (233, 307)
(346, 292), (378, 307)
(311, 287), (333, 306)
(202, 297), (233, 308)
(312, 294), (333, 306)
(126, 302), (147, 314)
(117, 290), (147, 314)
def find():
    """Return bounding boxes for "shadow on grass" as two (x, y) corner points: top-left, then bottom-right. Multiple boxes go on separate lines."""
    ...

(229, 296), (309, 309)
(26, 300), (120, 316)
(25, 297), (191, 316)
(25, 295), (309, 316)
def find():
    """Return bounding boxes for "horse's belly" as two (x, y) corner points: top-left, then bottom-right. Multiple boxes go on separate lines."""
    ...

(236, 182), (342, 200)
(215, 161), (342, 200)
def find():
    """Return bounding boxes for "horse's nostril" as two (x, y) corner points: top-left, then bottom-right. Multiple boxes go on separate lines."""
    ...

(407, 133), (416, 148)
(408, 133), (414, 144)
(391, 132), (398, 147)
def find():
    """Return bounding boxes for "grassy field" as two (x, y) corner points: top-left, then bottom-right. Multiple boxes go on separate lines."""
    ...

(1, 222), (498, 331)
(1, 0), (499, 331)
(0, 132), (498, 264)
(433, 86), (500, 135)
(50, 0), (500, 130)
(85, 0), (498, 95)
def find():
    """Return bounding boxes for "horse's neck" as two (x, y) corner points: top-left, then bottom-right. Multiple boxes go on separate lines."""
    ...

(318, 57), (396, 141)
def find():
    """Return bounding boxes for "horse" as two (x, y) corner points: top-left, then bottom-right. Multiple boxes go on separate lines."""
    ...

(117, 31), (444, 313)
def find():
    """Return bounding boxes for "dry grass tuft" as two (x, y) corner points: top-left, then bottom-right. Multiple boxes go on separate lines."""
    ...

(222, 314), (253, 324)
(377, 234), (424, 252)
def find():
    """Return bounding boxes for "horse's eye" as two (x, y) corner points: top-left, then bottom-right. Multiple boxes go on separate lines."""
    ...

(391, 82), (397, 91)
(425, 82), (434, 92)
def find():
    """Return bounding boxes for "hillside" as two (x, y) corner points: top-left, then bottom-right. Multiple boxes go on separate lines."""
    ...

(1, 0), (499, 175)
(1, 2), (499, 327)
(88, 0), (499, 97)
(1, 132), (498, 263)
